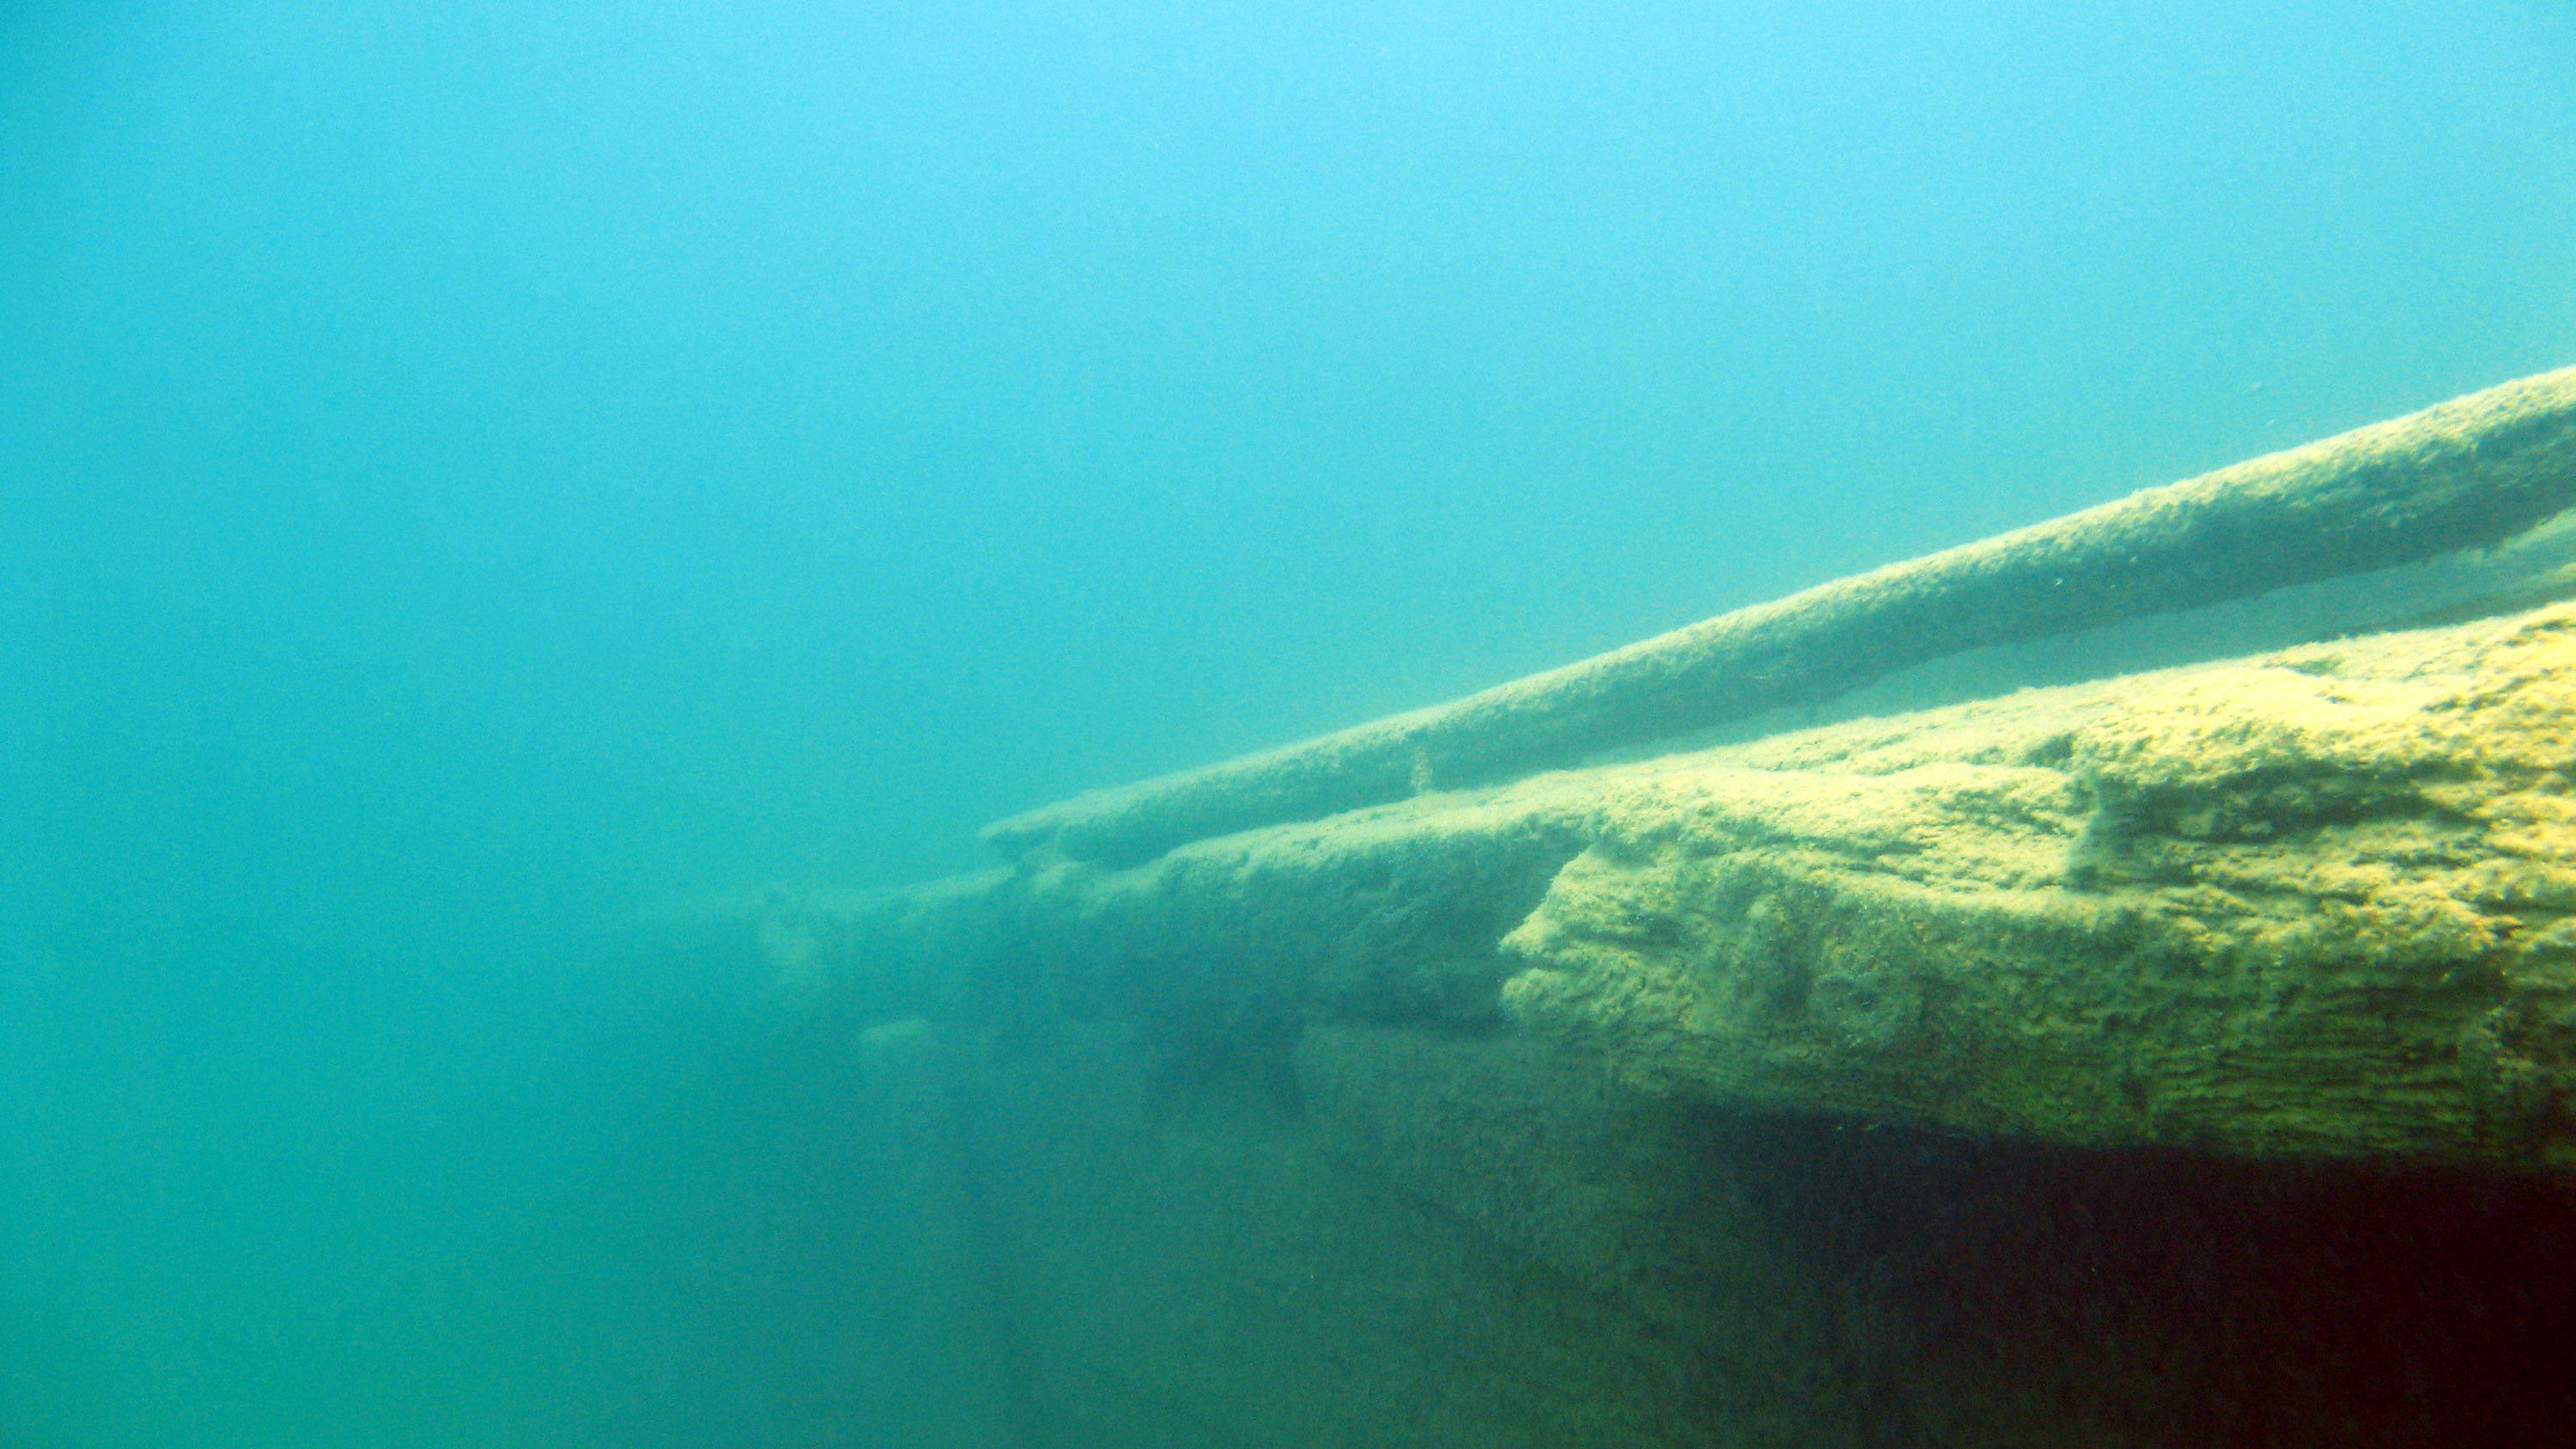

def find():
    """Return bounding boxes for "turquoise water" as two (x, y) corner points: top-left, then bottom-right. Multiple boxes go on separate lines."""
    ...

(5, 2), (2575, 1445)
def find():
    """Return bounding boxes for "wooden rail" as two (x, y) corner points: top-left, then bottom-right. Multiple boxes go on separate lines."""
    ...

(986, 366), (2576, 865)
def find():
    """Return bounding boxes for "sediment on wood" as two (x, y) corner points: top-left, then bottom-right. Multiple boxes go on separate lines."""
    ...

(809, 603), (2576, 1173)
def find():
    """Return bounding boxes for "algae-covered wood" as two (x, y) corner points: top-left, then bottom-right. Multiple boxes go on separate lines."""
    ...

(1504, 603), (2576, 1167)
(817, 603), (2576, 1172)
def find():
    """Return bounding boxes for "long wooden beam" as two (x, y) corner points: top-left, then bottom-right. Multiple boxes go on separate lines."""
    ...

(986, 367), (2576, 865)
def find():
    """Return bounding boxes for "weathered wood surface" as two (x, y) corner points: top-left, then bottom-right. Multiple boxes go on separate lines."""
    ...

(985, 367), (2576, 866)
(807, 603), (2576, 1171)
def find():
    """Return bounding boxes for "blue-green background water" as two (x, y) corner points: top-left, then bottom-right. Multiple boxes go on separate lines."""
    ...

(3, 2), (2573, 1444)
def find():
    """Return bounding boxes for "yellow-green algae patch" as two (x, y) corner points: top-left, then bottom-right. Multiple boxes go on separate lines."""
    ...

(1500, 602), (2576, 1167)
